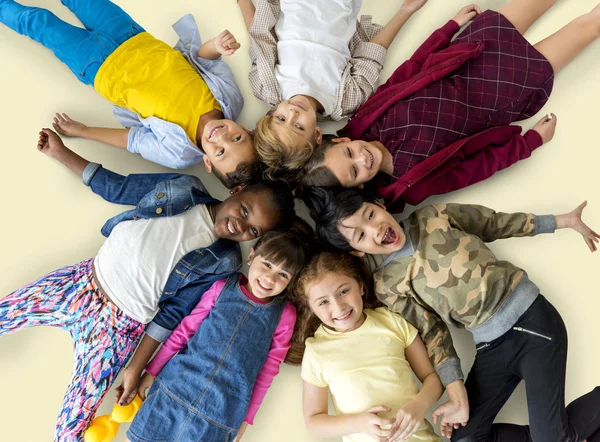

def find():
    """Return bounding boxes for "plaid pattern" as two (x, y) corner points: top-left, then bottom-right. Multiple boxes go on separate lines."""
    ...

(248, 0), (387, 121)
(363, 10), (554, 178)
(0, 259), (144, 441)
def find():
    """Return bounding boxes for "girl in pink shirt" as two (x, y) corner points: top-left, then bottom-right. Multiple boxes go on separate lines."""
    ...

(124, 229), (309, 442)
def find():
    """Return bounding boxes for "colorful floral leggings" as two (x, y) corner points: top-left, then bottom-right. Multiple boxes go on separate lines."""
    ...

(0, 259), (144, 441)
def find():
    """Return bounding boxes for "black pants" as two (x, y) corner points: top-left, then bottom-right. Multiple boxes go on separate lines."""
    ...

(452, 296), (600, 442)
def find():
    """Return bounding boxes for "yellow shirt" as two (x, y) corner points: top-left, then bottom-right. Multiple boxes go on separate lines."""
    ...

(94, 32), (221, 144)
(302, 308), (441, 442)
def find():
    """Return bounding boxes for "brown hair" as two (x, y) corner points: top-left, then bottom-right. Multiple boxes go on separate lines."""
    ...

(298, 135), (341, 188)
(254, 115), (318, 181)
(285, 249), (381, 365)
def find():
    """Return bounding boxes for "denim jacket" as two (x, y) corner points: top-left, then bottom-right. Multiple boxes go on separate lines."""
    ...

(113, 14), (245, 170)
(83, 163), (242, 342)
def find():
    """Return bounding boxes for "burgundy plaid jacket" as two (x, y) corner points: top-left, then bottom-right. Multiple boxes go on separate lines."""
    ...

(339, 20), (544, 213)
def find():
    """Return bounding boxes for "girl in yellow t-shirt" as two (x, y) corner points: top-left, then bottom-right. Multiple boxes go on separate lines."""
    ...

(293, 250), (443, 442)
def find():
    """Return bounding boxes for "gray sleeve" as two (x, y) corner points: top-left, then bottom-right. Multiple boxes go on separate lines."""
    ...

(435, 357), (465, 387)
(533, 214), (557, 235)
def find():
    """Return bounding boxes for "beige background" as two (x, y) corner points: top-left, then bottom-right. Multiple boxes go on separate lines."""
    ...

(0, 0), (599, 441)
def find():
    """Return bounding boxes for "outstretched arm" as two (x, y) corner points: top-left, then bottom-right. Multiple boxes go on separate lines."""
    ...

(370, 0), (429, 49)
(37, 128), (90, 177)
(237, 0), (256, 31)
(555, 201), (599, 252)
(53, 113), (129, 149)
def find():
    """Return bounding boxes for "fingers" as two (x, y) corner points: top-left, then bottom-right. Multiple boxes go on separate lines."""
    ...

(396, 420), (420, 441)
(114, 384), (125, 404)
(37, 131), (48, 151)
(367, 405), (391, 414)
(373, 416), (395, 428)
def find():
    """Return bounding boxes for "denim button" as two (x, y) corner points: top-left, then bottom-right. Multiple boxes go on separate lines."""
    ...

(156, 208), (163, 214)
(156, 192), (165, 198)
(184, 205), (189, 210)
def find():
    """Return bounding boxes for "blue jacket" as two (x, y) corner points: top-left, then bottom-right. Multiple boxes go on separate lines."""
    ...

(83, 163), (242, 342)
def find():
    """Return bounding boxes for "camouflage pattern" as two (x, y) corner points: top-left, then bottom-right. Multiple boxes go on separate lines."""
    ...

(374, 204), (538, 379)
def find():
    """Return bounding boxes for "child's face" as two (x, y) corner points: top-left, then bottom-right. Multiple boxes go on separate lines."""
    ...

(323, 138), (383, 187)
(307, 271), (365, 332)
(247, 251), (293, 299)
(201, 119), (256, 176)
(270, 96), (322, 150)
(338, 202), (406, 255)
(212, 189), (279, 242)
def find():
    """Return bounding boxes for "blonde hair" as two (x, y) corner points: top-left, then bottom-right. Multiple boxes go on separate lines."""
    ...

(254, 115), (318, 181)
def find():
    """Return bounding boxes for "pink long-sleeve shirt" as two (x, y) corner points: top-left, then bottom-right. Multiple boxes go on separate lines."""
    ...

(145, 277), (297, 424)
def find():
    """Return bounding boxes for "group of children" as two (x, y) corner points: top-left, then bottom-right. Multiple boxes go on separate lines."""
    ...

(1, 0), (599, 441)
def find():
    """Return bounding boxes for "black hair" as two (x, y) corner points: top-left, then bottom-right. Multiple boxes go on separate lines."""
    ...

(301, 186), (376, 250)
(243, 179), (297, 229)
(212, 160), (264, 189)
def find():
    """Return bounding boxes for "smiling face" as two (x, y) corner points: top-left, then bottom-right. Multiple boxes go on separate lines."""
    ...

(323, 138), (384, 187)
(270, 96), (322, 150)
(201, 119), (256, 175)
(338, 202), (406, 255)
(211, 189), (279, 242)
(306, 271), (366, 332)
(247, 251), (293, 300)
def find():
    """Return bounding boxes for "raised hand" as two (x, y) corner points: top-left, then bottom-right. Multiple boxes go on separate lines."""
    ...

(213, 29), (241, 56)
(452, 4), (482, 27)
(52, 113), (88, 138)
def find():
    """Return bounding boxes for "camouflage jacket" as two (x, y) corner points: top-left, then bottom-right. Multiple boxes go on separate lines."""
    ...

(373, 204), (556, 385)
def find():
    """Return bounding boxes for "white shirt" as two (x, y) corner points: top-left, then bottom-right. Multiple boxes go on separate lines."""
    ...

(274, 0), (362, 116)
(94, 205), (217, 323)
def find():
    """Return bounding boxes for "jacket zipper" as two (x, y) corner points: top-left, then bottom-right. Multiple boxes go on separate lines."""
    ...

(476, 343), (490, 351)
(513, 326), (552, 341)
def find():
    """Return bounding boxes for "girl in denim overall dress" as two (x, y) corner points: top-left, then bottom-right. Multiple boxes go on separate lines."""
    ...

(125, 230), (309, 442)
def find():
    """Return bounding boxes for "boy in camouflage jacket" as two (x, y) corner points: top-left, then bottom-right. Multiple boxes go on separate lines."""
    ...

(305, 185), (600, 442)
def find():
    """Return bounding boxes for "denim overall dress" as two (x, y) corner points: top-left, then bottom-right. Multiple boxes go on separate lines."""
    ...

(127, 274), (285, 442)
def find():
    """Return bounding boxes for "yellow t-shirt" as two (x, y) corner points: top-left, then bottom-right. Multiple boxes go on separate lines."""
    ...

(302, 308), (441, 442)
(94, 32), (221, 144)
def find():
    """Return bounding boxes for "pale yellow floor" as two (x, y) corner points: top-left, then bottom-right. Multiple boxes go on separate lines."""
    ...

(0, 0), (599, 441)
